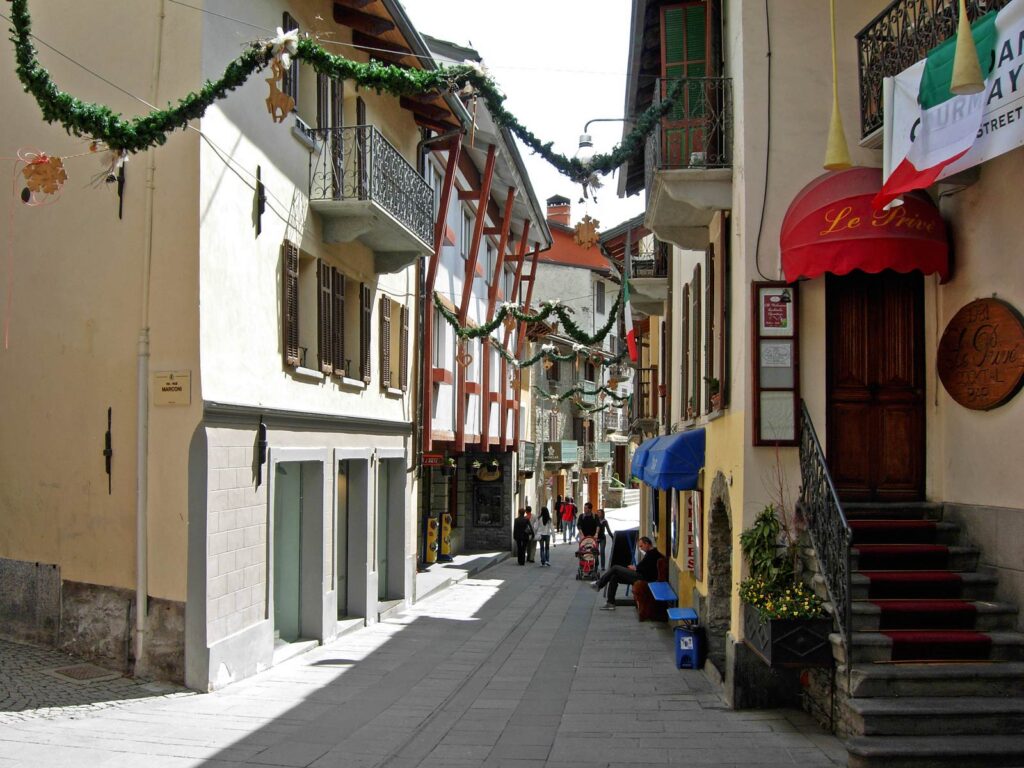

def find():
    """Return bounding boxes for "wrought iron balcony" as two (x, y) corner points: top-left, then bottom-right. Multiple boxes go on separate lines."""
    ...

(308, 125), (433, 271)
(645, 76), (732, 183)
(856, 0), (1010, 138)
(631, 246), (669, 279)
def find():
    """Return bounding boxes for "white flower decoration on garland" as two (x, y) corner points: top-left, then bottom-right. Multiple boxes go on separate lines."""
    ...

(270, 27), (300, 70)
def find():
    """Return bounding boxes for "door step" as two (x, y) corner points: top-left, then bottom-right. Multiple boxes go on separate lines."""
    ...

(846, 734), (1024, 768)
(839, 630), (1024, 664)
(844, 660), (1024, 698)
(850, 569), (997, 601)
(851, 599), (1018, 632)
(847, 695), (1024, 736)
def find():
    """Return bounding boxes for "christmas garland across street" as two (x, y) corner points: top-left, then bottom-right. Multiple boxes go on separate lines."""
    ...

(8, 0), (684, 184)
(433, 290), (622, 349)
(533, 385), (628, 404)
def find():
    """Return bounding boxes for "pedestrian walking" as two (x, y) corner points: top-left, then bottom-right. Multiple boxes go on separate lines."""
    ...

(561, 497), (577, 543)
(595, 508), (613, 571)
(513, 508), (533, 566)
(525, 506), (537, 563)
(554, 494), (563, 537)
(577, 502), (598, 540)
(533, 507), (554, 566)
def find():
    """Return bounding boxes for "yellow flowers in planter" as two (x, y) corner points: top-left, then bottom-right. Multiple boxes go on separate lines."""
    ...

(739, 576), (823, 623)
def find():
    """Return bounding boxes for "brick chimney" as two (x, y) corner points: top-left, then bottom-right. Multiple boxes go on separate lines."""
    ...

(546, 194), (571, 226)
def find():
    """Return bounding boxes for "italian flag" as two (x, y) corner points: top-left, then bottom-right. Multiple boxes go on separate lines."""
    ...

(624, 278), (638, 363)
(874, 10), (999, 211)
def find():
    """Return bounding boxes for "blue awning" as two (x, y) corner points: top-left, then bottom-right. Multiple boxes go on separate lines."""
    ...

(642, 428), (705, 491)
(630, 438), (653, 480)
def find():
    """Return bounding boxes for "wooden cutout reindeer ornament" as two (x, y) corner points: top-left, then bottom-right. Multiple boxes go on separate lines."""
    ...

(266, 60), (294, 124)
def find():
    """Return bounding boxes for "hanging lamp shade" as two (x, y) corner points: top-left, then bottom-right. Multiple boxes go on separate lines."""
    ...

(780, 167), (950, 283)
(951, 0), (985, 94)
(823, 0), (851, 170)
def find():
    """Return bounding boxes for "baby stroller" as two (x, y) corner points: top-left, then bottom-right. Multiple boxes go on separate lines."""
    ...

(575, 536), (600, 581)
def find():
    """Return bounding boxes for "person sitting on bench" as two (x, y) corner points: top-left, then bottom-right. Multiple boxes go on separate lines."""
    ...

(590, 536), (664, 610)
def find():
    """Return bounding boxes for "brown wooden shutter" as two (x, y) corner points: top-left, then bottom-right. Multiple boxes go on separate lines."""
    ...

(360, 283), (372, 383)
(332, 268), (345, 377)
(380, 295), (392, 389)
(282, 241), (300, 366)
(282, 13), (299, 106)
(317, 260), (333, 374)
(399, 303), (409, 392)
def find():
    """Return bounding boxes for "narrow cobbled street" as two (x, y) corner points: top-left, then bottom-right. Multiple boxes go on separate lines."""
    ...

(0, 545), (845, 768)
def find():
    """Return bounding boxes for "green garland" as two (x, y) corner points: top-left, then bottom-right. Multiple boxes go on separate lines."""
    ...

(434, 290), (622, 348)
(533, 385), (628, 405)
(488, 337), (627, 370)
(9, 0), (681, 182)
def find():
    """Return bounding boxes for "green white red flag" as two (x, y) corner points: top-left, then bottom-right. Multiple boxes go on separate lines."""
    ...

(874, 8), (1003, 210)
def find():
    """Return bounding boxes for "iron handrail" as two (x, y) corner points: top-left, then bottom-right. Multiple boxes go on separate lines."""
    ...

(798, 400), (852, 642)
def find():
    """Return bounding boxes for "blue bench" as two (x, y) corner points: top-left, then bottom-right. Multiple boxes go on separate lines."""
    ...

(648, 581), (678, 605)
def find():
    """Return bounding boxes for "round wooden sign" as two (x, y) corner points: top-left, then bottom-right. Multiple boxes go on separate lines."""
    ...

(937, 298), (1024, 410)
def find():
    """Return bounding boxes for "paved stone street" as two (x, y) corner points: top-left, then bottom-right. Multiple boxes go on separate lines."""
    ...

(0, 543), (846, 767)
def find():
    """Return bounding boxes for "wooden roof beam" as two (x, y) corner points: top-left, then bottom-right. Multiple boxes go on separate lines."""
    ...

(334, 0), (376, 9)
(333, 5), (395, 35)
(353, 31), (413, 58)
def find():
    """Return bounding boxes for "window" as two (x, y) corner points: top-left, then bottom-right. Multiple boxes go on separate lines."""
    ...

(432, 307), (446, 368)
(360, 283), (372, 383)
(379, 296), (410, 392)
(546, 360), (560, 383)
(595, 281), (606, 314)
(548, 412), (559, 441)
(281, 241), (346, 376)
(281, 13), (299, 108)
(316, 73), (342, 131)
(429, 165), (444, 223)
(460, 208), (472, 259)
(484, 243), (495, 285)
(690, 265), (702, 417)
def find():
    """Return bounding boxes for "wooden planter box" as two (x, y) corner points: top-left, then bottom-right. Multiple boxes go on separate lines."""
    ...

(742, 602), (833, 669)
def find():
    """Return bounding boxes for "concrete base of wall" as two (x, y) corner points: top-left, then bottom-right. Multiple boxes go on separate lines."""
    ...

(191, 618), (275, 692)
(0, 557), (60, 647)
(727, 637), (802, 709)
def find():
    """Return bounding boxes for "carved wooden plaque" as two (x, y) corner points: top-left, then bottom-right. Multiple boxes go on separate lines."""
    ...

(937, 298), (1024, 411)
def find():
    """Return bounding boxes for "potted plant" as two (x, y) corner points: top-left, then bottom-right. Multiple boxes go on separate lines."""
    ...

(705, 376), (721, 411)
(739, 505), (832, 668)
(440, 457), (456, 477)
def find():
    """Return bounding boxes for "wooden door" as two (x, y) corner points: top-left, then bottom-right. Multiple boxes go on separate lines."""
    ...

(826, 271), (925, 502)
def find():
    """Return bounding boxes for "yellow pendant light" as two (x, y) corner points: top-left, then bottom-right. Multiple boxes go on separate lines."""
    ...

(951, 0), (985, 95)
(824, 0), (852, 170)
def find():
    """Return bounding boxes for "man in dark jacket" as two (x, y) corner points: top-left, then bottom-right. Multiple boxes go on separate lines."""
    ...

(590, 536), (663, 610)
(577, 502), (598, 539)
(512, 508), (533, 566)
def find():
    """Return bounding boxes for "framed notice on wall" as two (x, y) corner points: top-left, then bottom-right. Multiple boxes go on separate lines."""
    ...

(752, 283), (800, 445)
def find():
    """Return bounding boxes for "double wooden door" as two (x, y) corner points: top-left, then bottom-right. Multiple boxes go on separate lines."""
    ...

(826, 271), (925, 502)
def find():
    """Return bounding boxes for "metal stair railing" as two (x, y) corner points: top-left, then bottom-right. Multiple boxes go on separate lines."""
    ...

(798, 400), (852, 642)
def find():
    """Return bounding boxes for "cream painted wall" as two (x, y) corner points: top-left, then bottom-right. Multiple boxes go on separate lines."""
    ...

(0, 1), (202, 600)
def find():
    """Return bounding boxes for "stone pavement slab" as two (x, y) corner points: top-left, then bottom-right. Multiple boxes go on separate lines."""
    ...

(0, 540), (845, 767)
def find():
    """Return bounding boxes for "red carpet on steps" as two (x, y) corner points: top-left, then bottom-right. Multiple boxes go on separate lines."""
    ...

(862, 570), (962, 599)
(848, 519), (937, 543)
(854, 543), (949, 570)
(883, 629), (992, 660)
(871, 599), (977, 629)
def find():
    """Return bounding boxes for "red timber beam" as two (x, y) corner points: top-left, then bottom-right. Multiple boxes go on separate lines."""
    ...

(422, 138), (462, 455)
(503, 228), (534, 449)
(480, 188), (516, 450)
(455, 144), (497, 453)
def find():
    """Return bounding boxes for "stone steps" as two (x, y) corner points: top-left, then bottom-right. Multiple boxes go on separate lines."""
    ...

(850, 599), (1019, 632)
(847, 695), (1024, 736)
(849, 568), (998, 601)
(836, 630), (1024, 664)
(846, 734), (1024, 768)
(848, 520), (962, 545)
(843, 502), (944, 521)
(843, 661), (1024, 698)
(850, 544), (979, 572)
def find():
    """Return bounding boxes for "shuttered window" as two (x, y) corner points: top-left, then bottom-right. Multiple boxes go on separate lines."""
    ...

(317, 260), (333, 374)
(282, 13), (299, 107)
(546, 360), (560, 383)
(399, 303), (409, 392)
(661, 3), (709, 165)
(360, 283), (372, 383)
(282, 241), (300, 366)
(332, 269), (346, 376)
(380, 294), (392, 389)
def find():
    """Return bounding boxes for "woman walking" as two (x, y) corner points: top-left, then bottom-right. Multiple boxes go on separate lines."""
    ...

(534, 507), (555, 566)
(595, 508), (614, 571)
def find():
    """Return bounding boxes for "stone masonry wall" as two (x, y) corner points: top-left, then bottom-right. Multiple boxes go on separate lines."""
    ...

(206, 429), (268, 646)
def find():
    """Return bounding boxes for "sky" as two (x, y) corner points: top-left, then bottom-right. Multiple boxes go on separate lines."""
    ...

(399, 0), (645, 234)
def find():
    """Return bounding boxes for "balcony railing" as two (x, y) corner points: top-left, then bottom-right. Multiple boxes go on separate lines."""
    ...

(634, 366), (659, 421)
(631, 243), (670, 279)
(645, 76), (733, 190)
(309, 125), (433, 246)
(856, 0), (1010, 137)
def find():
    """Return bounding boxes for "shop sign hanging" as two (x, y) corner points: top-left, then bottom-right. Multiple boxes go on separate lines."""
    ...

(937, 298), (1024, 410)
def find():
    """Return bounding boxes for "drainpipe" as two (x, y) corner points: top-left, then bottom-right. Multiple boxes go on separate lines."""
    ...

(136, 0), (167, 673)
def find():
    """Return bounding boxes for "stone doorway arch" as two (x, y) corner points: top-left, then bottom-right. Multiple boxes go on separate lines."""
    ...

(704, 471), (733, 677)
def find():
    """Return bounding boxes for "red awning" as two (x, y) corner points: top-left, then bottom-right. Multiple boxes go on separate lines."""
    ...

(780, 167), (949, 283)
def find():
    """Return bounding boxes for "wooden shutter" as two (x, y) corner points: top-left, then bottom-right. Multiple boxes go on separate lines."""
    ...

(332, 268), (345, 376)
(282, 13), (299, 106)
(661, 3), (709, 165)
(380, 294), (392, 389)
(399, 303), (409, 392)
(317, 260), (333, 374)
(282, 241), (300, 367)
(360, 283), (372, 383)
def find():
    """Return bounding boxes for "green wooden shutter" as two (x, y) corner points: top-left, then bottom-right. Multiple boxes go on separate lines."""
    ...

(380, 294), (392, 389)
(661, 3), (709, 166)
(399, 303), (409, 392)
(282, 242), (300, 367)
(332, 268), (345, 377)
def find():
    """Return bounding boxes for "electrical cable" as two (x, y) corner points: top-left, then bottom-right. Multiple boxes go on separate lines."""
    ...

(753, 0), (772, 281)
